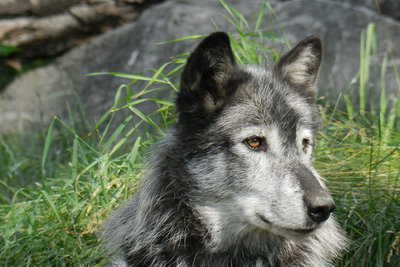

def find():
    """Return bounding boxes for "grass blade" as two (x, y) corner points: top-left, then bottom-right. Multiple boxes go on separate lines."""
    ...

(41, 190), (63, 223)
(103, 116), (132, 153)
(156, 35), (206, 45)
(254, 1), (267, 32)
(129, 106), (164, 136)
(41, 118), (55, 179)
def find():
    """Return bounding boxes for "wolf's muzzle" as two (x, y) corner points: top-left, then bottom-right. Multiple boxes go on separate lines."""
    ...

(291, 163), (335, 223)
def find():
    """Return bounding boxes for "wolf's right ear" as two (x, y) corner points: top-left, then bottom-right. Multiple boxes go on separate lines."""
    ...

(177, 32), (236, 115)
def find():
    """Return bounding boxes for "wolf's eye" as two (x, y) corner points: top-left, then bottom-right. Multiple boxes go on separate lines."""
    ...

(245, 137), (263, 150)
(302, 138), (311, 151)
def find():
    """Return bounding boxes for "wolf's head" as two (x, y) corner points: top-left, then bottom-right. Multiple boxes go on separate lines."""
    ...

(175, 32), (334, 245)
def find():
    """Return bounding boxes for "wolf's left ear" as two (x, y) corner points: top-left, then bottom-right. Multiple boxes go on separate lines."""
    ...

(275, 36), (322, 101)
(177, 32), (236, 115)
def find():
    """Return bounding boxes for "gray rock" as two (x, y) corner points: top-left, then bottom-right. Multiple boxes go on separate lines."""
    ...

(0, 1), (155, 59)
(0, 0), (81, 16)
(1, 0), (399, 133)
(274, 0), (400, 108)
(328, 0), (400, 20)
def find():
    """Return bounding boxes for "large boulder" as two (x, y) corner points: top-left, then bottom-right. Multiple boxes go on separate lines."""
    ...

(332, 0), (400, 20)
(275, 0), (400, 107)
(0, 0), (162, 59)
(1, 0), (399, 133)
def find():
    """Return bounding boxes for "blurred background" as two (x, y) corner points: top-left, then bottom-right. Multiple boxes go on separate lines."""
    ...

(0, 0), (399, 133)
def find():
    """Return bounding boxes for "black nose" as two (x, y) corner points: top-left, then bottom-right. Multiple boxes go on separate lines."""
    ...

(304, 191), (335, 223)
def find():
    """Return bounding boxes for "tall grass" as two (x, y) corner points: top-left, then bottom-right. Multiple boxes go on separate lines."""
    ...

(316, 20), (400, 266)
(0, 56), (182, 265)
(315, 107), (400, 266)
(0, 1), (399, 266)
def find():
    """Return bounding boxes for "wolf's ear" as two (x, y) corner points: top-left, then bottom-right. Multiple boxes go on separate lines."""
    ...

(275, 36), (322, 101)
(177, 32), (236, 115)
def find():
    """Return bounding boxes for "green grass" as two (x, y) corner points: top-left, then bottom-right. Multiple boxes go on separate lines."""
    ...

(315, 105), (400, 266)
(317, 19), (400, 266)
(1, 1), (399, 266)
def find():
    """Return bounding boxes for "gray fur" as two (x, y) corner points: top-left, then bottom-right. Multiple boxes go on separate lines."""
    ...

(101, 32), (347, 266)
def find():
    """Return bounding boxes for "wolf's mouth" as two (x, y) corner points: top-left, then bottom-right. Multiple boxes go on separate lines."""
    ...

(257, 214), (316, 234)
(258, 214), (271, 224)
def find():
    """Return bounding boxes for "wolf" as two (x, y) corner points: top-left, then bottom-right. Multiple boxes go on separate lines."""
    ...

(101, 32), (347, 266)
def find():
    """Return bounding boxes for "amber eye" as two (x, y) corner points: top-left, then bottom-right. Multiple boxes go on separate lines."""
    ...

(245, 137), (263, 150)
(302, 138), (311, 151)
